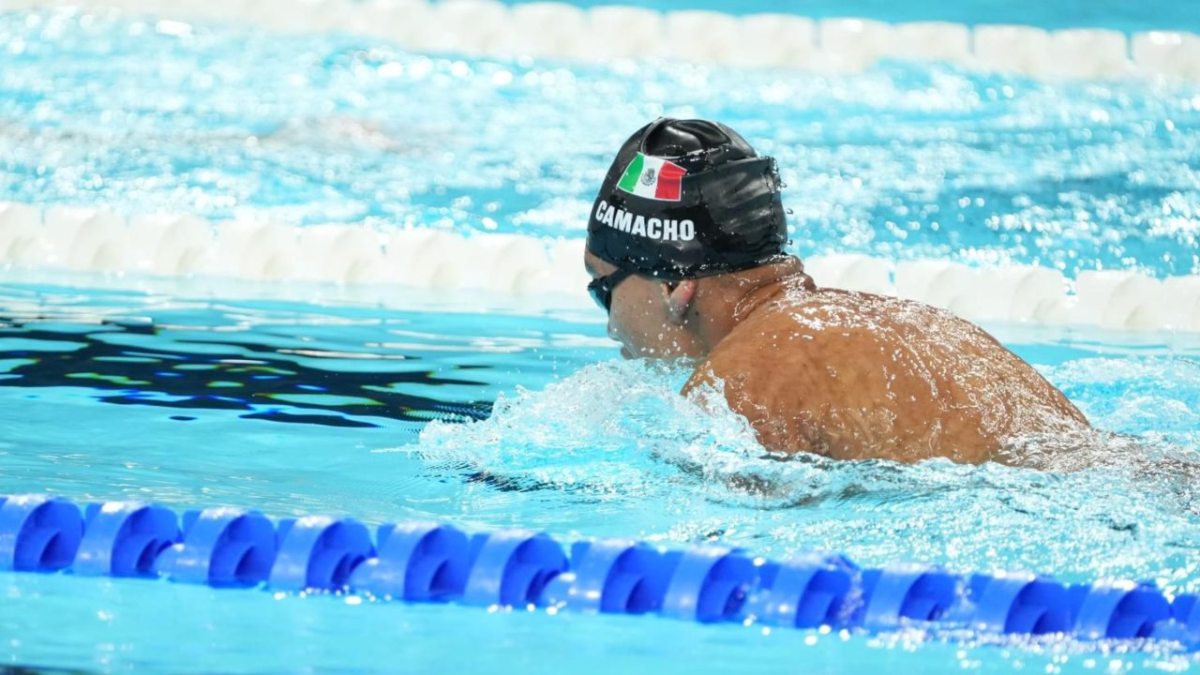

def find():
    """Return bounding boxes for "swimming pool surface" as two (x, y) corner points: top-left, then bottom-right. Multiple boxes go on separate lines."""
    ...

(1, 6), (1199, 674)
(500, 0), (1200, 35)
(2, 11), (1198, 279)
(1, 278), (1198, 671)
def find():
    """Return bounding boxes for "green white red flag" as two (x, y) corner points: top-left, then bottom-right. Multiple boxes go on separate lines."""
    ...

(616, 153), (687, 201)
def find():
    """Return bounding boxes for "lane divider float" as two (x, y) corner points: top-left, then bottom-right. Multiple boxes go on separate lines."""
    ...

(0, 494), (1198, 649)
(2, 202), (1199, 333)
(9, 0), (1200, 80)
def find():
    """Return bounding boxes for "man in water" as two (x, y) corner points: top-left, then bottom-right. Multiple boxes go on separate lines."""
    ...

(584, 118), (1089, 464)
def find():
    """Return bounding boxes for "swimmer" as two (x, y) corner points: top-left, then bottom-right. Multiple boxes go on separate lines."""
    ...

(584, 118), (1090, 464)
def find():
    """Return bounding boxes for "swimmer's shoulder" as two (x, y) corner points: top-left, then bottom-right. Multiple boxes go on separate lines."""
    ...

(685, 286), (974, 393)
(724, 286), (896, 346)
(685, 287), (879, 392)
(759, 286), (999, 343)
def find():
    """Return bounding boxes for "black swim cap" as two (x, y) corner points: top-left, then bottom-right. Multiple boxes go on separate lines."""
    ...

(585, 118), (788, 281)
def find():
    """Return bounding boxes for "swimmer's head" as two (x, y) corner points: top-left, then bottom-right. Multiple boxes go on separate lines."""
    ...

(584, 119), (800, 360)
(585, 118), (788, 282)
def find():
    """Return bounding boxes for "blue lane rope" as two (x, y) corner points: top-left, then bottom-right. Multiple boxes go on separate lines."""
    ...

(0, 494), (1197, 649)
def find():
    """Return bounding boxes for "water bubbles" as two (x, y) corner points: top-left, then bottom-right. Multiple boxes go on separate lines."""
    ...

(389, 335), (1200, 588)
(2, 14), (1197, 274)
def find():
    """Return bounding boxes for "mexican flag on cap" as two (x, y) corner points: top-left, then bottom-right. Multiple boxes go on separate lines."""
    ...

(617, 152), (687, 201)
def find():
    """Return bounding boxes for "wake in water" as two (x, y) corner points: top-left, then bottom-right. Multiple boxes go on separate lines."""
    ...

(404, 355), (1200, 590)
(413, 354), (1198, 498)
(414, 358), (766, 500)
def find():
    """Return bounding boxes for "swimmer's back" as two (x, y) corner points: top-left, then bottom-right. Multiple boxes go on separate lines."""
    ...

(685, 284), (1090, 463)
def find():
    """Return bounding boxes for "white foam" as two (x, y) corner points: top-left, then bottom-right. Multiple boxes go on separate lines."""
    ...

(4, 203), (1196, 332)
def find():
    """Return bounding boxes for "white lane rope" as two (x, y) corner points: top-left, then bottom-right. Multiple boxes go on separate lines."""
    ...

(3, 202), (1198, 332)
(3, 0), (1198, 80)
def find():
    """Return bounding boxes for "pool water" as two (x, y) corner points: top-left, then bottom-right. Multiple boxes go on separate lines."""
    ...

(1, 6), (1199, 674)
(2, 11), (1198, 279)
(1, 277), (1198, 672)
(497, 0), (1200, 35)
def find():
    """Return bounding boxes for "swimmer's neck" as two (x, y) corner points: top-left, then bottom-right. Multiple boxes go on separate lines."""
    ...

(689, 257), (814, 355)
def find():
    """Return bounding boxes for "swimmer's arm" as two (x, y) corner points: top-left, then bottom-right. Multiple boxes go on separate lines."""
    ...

(680, 361), (718, 403)
(683, 356), (820, 456)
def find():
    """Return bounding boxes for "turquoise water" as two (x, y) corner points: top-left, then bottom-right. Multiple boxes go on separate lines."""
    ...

(1, 11), (1199, 278)
(1, 279), (1199, 672)
(0, 572), (1137, 674)
(503, 0), (1200, 34)
(1, 6), (1200, 673)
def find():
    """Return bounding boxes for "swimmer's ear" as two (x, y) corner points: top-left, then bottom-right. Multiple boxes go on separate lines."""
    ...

(664, 280), (697, 324)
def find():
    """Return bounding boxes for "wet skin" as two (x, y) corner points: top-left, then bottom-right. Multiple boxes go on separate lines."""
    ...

(585, 252), (1090, 464)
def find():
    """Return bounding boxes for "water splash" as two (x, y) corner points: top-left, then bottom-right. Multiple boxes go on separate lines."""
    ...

(403, 353), (1200, 592)
(414, 359), (757, 498)
(3, 12), (1199, 277)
